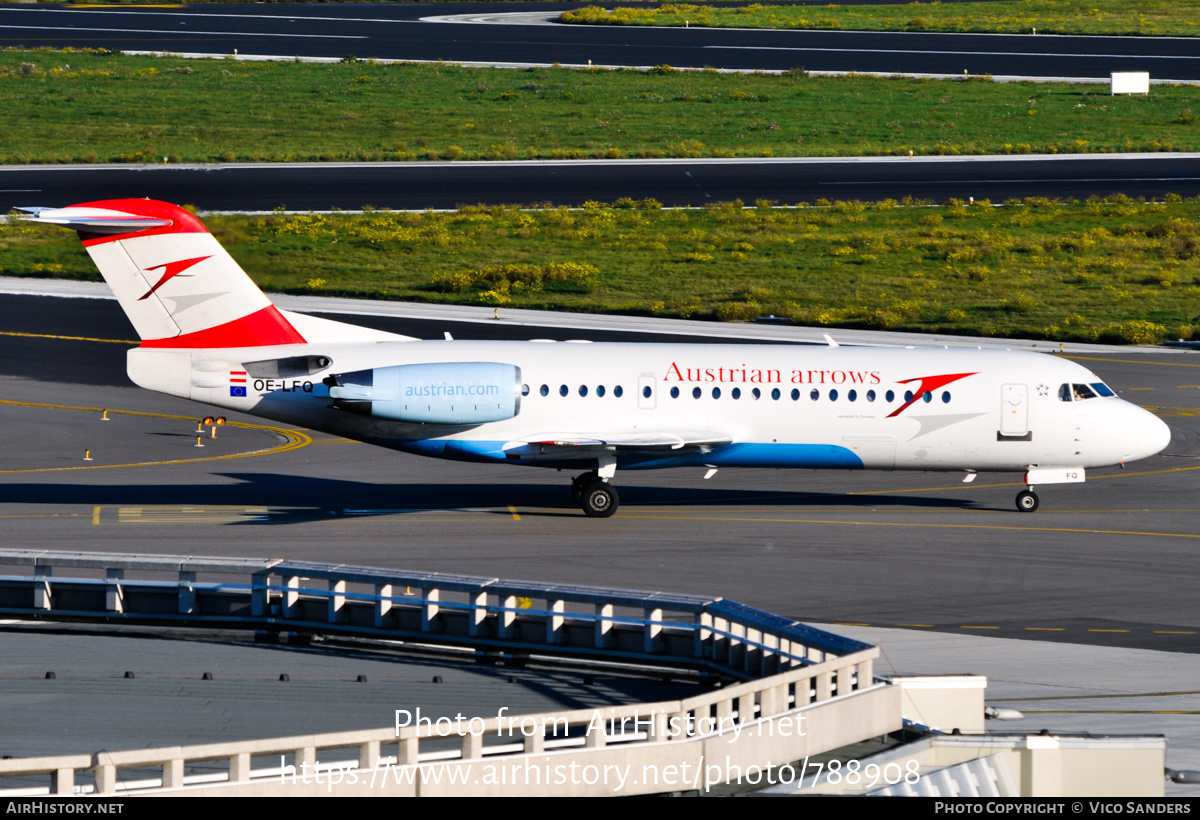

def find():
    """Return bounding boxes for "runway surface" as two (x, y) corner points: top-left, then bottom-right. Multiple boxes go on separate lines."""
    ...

(5, 154), (1200, 213)
(3, 289), (1198, 656)
(2, 2), (1198, 80)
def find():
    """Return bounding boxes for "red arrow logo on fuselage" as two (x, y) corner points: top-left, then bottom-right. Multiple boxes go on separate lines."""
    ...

(137, 255), (213, 301)
(886, 372), (978, 418)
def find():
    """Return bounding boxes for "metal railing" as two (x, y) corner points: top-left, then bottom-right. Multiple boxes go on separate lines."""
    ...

(0, 549), (895, 796)
(0, 549), (869, 677)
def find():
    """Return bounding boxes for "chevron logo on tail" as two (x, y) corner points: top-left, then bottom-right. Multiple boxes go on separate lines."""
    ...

(138, 255), (213, 300)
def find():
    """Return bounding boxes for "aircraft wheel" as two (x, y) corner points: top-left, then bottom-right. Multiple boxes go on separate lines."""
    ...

(580, 481), (619, 518)
(1015, 490), (1039, 513)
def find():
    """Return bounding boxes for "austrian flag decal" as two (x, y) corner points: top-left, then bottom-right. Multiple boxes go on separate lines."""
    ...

(230, 370), (248, 398)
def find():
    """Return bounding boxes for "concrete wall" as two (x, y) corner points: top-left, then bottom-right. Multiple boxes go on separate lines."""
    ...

(144, 684), (901, 797)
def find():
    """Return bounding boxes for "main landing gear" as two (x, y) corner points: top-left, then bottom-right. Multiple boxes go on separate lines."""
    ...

(570, 471), (619, 518)
(1015, 488), (1040, 513)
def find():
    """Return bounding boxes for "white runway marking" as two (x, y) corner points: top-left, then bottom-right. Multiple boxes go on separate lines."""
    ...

(820, 177), (1200, 185)
(0, 24), (366, 40)
(707, 45), (1198, 60)
(0, 8), (417, 25)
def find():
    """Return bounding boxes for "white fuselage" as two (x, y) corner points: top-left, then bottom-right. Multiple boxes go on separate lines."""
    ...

(127, 340), (1171, 475)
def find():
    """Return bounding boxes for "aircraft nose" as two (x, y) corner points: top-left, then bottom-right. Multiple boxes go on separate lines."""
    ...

(1141, 411), (1172, 458)
(1120, 403), (1171, 463)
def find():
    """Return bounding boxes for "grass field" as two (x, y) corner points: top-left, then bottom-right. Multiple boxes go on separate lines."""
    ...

(5, 197), (1198, 345)
(2, 49), (1199, 164)
(562, 1), (1200, 37)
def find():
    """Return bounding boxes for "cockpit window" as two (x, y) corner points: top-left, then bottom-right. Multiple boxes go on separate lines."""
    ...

(1060, 383), (1105, 401)
(1091, 382), (1115, 397)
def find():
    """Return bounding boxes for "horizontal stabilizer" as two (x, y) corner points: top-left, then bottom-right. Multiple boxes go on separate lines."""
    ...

(19, 206), (173, 235)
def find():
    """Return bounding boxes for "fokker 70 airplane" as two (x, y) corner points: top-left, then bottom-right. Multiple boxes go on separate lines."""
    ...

(23, 199), (1171, 517)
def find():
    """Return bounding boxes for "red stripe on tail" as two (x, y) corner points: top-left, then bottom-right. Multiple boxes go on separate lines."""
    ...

(140, 305), (306, 349)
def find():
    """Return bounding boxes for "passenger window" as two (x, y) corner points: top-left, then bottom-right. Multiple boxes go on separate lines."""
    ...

(597, 385), (606, 397)
(615, 385), (624, 398)
(712, 387), (721, 399)
(810, 389), (819, 401)
(771, 388), (781, 400)
(923, 391), (932, 403)
(559, 385), (568, 397)
(886, 390), (895, 403)
(670, 386), (680, 399)
(540, 384), (549, 397)
(693, 387), (702, 399)
(790, 388), (800, 401)
(904, 390), (914, 403)
(752, 388), (761, 400)
(866, 390), (876, 402)
(732, 387), (741, 400)
(641, 385), (650, 399)
(829, 389), (839, 401)
(579, 385), (588, 397)
(942, 391), (951, 403)
(848, 389), (857, 402)
(522, 384), (530, 396)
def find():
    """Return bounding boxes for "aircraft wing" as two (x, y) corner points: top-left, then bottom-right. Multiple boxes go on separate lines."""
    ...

(502, 432), (732, 455)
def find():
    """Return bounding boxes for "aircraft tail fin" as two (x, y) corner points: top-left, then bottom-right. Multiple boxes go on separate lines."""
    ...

(22, 199), (307, 348)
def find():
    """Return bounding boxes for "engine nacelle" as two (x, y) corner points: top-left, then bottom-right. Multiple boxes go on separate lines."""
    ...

(327, 362), (521, 424)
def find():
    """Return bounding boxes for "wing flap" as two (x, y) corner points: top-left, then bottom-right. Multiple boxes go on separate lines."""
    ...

(503, 432), (732, 454)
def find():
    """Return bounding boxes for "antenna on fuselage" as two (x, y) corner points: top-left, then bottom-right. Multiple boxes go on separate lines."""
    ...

(823, 334), (839, 347)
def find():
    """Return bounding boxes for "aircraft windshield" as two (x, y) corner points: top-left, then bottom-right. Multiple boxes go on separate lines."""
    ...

(1059, 383), (1112, 401)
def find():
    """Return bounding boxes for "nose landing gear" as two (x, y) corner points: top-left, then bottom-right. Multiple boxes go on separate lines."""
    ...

(1015, 488), (1040, 513)
(1014, 468), (1085, 513)
(570, 470), (620, 517)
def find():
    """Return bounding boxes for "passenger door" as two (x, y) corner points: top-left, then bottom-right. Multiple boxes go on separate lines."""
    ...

(1000, 383), (1029, 437)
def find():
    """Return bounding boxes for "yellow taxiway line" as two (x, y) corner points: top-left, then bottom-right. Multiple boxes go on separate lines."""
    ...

(0, 330), (136, 345)
(1065, 355), (1200, 369)
(848, 455), (1200, 497)
(618, 512), (1200, 540)
(0, 400), (311, 474)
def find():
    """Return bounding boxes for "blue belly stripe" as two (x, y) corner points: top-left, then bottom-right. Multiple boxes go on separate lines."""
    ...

(388, 440), (864, 470)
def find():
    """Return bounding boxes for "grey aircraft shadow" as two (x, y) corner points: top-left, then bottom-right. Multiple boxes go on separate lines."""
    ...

(0, 473), (985, 522)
